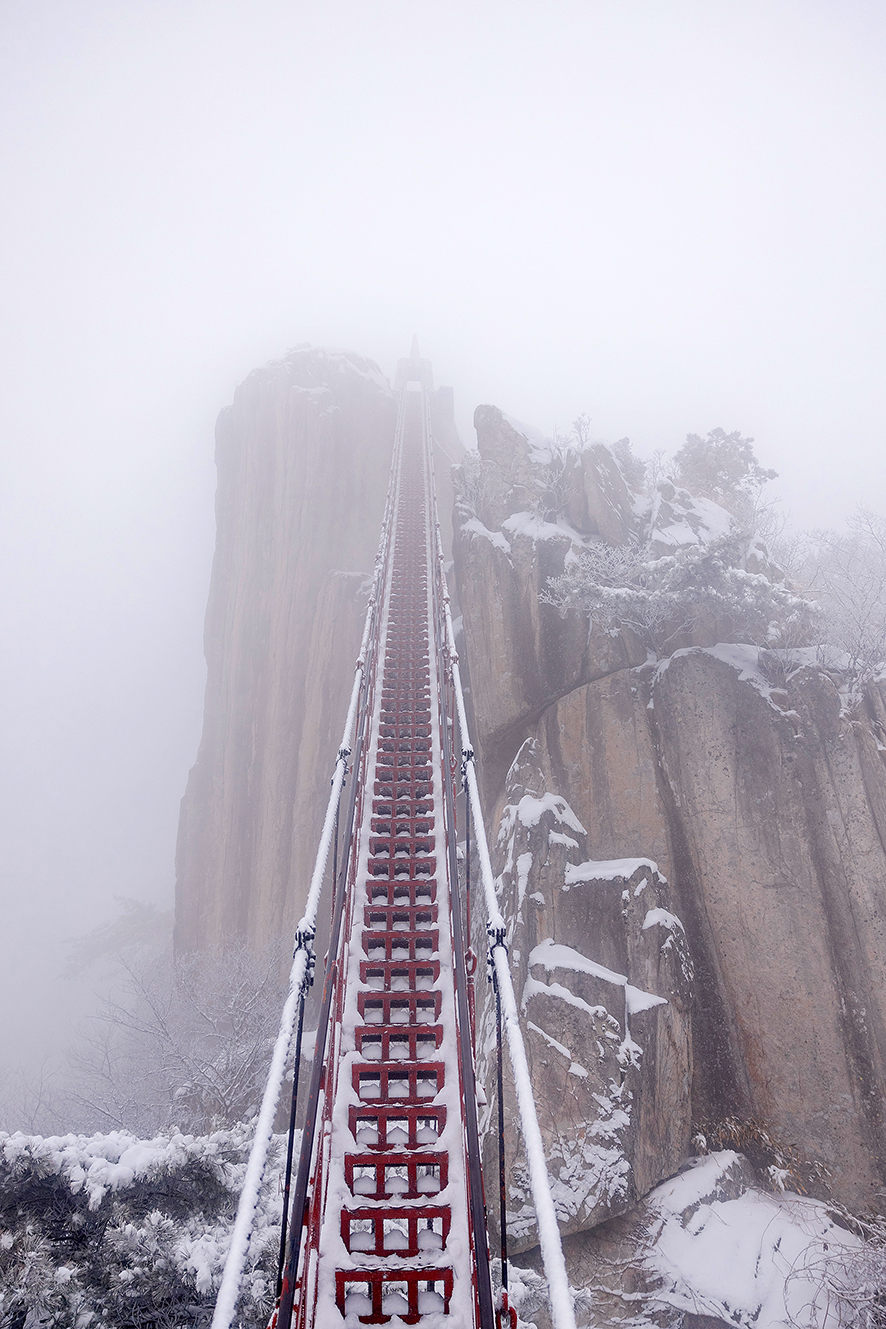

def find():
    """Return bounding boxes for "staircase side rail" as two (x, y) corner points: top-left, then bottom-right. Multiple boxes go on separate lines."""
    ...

(210, 423), (402, 1329)
(422, 393), (496, 1328)
(425, 436), (578, 1329)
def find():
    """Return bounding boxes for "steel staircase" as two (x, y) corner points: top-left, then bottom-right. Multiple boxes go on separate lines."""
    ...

(213, 347), (575, 1329)
(282, 364), (492, 1327)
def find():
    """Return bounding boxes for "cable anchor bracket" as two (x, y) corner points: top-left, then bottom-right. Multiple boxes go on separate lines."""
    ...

(487, 921), (508, 979)
(293, 923), (317, 990)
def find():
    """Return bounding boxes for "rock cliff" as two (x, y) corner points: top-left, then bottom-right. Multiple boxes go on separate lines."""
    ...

(175, 347), (461, 954)
(175, 347), (397, 951)
(454, 407), (886, 1246)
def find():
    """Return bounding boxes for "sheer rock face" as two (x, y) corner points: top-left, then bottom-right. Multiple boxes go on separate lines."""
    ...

(175, 348), (396, 952)
(456, 405), (886, 1236)
(454, 414), (644, 783)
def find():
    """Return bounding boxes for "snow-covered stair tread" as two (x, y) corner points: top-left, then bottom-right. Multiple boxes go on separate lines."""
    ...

(306, 386), (479, 1326)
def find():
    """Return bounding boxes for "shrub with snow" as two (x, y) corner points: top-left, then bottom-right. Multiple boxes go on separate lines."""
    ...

(0, 1124), (285, 1328)
(543, 530), (816, 656)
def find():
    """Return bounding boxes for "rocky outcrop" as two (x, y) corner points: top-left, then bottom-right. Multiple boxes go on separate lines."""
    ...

(175, 348), (397, 952)
(477, 738), (693, 1248)
(175, 346), (462, 955)
(454, 404), (886, 1240)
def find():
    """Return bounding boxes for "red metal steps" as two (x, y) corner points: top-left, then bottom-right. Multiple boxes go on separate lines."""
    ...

(294, 384), (486, 1326)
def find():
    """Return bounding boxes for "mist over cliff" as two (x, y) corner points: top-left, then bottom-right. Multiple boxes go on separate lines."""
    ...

(166, 348), (886, 1323)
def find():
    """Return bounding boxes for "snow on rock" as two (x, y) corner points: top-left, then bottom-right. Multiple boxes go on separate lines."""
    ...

(564, 856), (663, 890)
(653, 642), (812, 721)
(501, 509), (588, 548)
(500, 412), (557, 465)
(642, 907), (684, 933)
(528, 938), (667, 1016)
(644, 481), (733, 556)
(515, 792), (586, 835)
(643, 1152), (866, 1329)
(476, 737), (694, 1250)
(548, 1149), (871, 1329)
(462, 515), (511, 554)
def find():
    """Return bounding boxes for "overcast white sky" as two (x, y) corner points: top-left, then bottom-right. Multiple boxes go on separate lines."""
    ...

(1, 0), (885, 1076)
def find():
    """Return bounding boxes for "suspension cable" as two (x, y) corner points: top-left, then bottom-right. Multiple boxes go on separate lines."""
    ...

(493, 968), (517, 1329)
(275, 959), (310, 1299)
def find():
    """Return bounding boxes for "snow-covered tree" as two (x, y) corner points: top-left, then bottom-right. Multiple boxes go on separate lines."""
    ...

(801, 508), (886, 693)
(543, 532), (815, 656)
(672, 428), (777, 519)
(68, 943), (286, 1134)
(0, 1124), (283, 1328)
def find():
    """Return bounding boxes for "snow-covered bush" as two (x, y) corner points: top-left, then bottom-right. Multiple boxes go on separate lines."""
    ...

(0, 1124), (284, 1328)
(693, 1116), (831, 1198)
(786, 1212), (886, 1329)
(543, 531), (816, 656)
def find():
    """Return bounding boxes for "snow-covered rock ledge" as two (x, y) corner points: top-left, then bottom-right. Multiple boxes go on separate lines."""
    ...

(512, 1150), (876, 1329)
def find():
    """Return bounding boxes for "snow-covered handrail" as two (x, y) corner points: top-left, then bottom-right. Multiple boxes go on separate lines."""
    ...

(426, 439), (577, 1329)
(211, 438), (401, 1329)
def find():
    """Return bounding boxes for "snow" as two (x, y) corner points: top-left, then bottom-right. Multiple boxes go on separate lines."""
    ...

(526, 1019), (591, 1081)
(648, 486), (734, 550)
(642, 907), (684, 933)
(564, 856), (662, 888)
(644, 1152), (865, 1328)
(653, 642), (811, 718)
(522, 976), (614, 1027)
(529, 939), (666, 1016)
(502, 511), (583, 545)
(1, 1128), (243, 1212)
(500, 412), (558, 466)
(652, 518), (702, 548)
(625, 986), (668, 1015)
(0, 1122), (286, 1311)
(462, 516), (511, 553)
(548, 831), (579, 850)
(687, 494), (734, 539)
(517, 793), (586, 835)
(530, 940), (627, 988)
(516, 851), (533, 908)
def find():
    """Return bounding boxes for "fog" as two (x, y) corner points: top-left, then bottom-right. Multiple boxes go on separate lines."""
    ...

(1, 1), (884, 1083)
